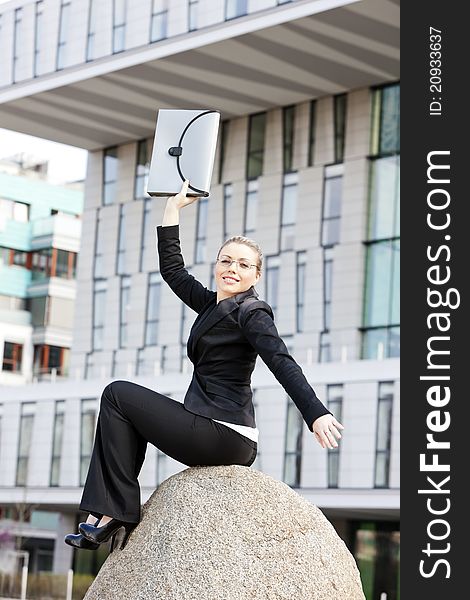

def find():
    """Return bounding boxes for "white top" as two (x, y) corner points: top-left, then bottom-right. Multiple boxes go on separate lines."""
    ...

(212, 419), (259, 443)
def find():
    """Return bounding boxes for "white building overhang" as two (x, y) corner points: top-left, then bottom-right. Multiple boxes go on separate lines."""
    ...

(0, 0), (399, 150)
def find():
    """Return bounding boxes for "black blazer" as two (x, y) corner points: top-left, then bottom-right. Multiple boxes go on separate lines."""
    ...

(157, 225), (330, 431)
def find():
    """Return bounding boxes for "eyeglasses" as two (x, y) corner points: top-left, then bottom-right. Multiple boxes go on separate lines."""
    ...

(216, 257), (258, 271)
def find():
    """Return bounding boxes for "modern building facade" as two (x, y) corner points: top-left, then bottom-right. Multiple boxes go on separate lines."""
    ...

(0, 159), (83, 386)
(0, 1), (400, 598)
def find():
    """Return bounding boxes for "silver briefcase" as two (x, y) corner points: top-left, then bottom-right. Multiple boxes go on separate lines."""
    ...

(147, 109), (220, 198)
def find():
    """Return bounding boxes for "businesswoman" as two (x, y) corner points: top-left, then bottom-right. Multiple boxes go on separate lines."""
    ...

(65, 180), (344, 552)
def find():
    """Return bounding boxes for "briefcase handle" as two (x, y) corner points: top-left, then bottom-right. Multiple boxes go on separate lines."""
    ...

(168, 109), (219, 196)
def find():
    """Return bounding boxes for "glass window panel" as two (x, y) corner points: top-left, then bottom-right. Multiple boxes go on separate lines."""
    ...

(16, 458), (27, 486)
(50, 458), (60, 486)
(322, 218), (340, 246)
(362, 328), (387, 359)
(285, 401), (302, 453)
(368, 156), (400, 240)
(389, 326), (400, 357)
(189, 0), (198, 30)
(319, 334), (331, 363)
(380, 85), (400, 155)
(58, 2), (70, 44)
(364, 242), (393, 326)
(104, 147), (118, 183)
(226, 0), (247, 19)
(377, 400), (392, 451)
(281, 183), (297, 225)
(114, 0), (126, 24)
(374, 452), (388, 487)
(197, 199), (208, 238)
(334, 94), (347, 163)
(328, 451), (340, 487)
(19, 415), (34, 455)
(283, 106), (295, 173)
(151, 11), (167, 41)
(308, 100), (316, 166)
(283, 454), (296, 486)
(147, 281), (161, 322)
(94, 289), (106, 326)
(266, 261), (279, 309)
(223, 183), (233, 238)
(391, 239), (400, 324)
(324, 258), (332, 303)
(323, 176), (343, 218)
(245, 189), (257, 233)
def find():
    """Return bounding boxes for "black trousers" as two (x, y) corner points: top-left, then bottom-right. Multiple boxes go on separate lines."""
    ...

(79, 380), (257, 523)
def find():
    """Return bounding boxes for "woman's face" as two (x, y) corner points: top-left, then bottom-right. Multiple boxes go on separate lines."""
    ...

(215, 242), (261, 302)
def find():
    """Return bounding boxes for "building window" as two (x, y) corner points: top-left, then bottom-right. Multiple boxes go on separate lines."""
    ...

(94, 210), (104, 278)
(116, 204), (127, 275)
(80, 399), (96, 485)
(371, 84), (400, 156)
(319, 331), (331, 363)
(223, 183), (233, 240)
(16, 403), (36, 486)
(321, 164), (343, 247)
(283, 397), (303, 487)
(363, 84), (400, 359)
(139, 197), (153, 272)
(2, 341), (23, 372)
(244, 180), (258, 235)
(296, 251), (306, 333)
(135, 140), (150, 199)
(86, 0), (98, 61)
(13, 8), (23, 83)
(266, 256), (280, 313)
(327, 384), (343, 488)
(28, 296), (49, 327)
(333, 93), (347, 163)
(103, 147), (118, 205)
(317, 248), (334, 362)
(283, 105), (295, 173)
(226, 0), (247, 20)
(93, 280), (107, 351)
(195, 198), (208, 263)
(56, 249), (77, 279)
(30, 248), (76, 280)
(33, 345), (69, 378)
(308, 100), (316, 166)
(218, 121), (228, 183)
(50, 400), (65, 486)
(374, 382), (394, 487)
(120, 276), (131, 348)
(246, 112), (266, 180)
(188, 0), (198, 31)
(113, 0), (127, 53)
(150, 0), (168, 42)
(280, 172), (298, 251)
(57, 0), (71, 70)
(145, 273), (162, 346)
(34, 1), (44, 76)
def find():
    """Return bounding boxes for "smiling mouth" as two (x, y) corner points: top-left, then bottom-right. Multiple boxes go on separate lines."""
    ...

(222, 276), (240, 283)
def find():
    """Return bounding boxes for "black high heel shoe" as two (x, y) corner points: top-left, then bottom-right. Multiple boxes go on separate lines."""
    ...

(64, 517), (100, 550)
(79, 518), (135, 550)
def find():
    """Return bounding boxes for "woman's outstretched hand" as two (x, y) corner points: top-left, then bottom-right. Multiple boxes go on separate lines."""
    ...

(168, 179), (198, 210)
(312, 414), (344, 449)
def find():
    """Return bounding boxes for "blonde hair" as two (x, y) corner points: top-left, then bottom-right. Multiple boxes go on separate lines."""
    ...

(218, 236), (263, 273)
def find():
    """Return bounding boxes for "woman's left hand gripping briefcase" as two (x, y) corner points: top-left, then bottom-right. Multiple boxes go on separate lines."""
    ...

(147, 109), (220, 198)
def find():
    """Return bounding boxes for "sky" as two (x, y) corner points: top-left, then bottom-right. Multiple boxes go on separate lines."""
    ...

(0, 128), (88, 184)
(0, 1), (88, 185)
